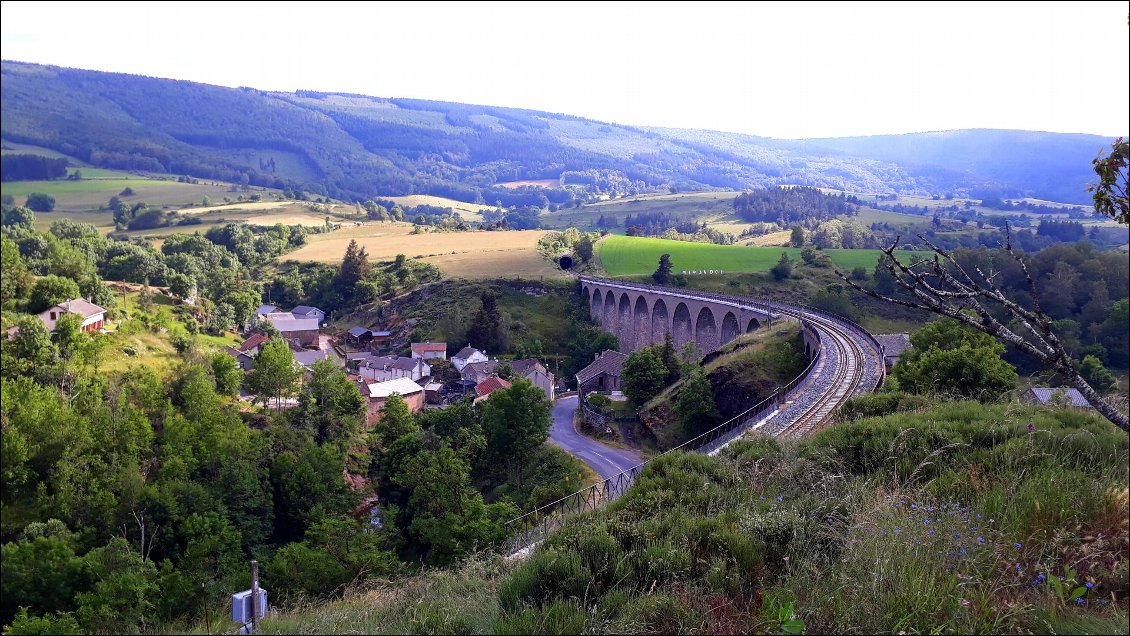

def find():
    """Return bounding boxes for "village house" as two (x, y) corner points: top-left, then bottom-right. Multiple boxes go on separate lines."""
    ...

(576, 350), (628, 398)
(359, 377), (425, 425)
(1022, 387), (1093, 410)
(291, 305), (326, 323)
(238, 332), (269, 356)
(359, 355), (431, 382)
(223, 346), (255, 371)
(511, 358), (556, 401)
(266, 314), (319, 348)
(411, 342), (448, 360)
(451, 346), (488, 371)
(37, 298), (106, 333)
(473, 376), (511, 404)
(873, 333), (912, 369)
(460, 360), (499, 385)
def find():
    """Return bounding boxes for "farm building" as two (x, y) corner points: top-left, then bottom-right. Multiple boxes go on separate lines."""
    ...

(451, 346), (488, 371)
(411, 342), (448, 360)
(266, 314), (319, 348)
(37, 298), (106, 333)
(293, 349), (333, 370)
(360, 377), (425, 426)
(345, 326), (376, 347)
(1022, 388), (1093, 409)
(577, 350), (628, 397)
(424, 382), (444, 404)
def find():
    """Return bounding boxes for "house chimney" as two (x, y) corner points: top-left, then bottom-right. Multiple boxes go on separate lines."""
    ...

(595, 352), (600, 361)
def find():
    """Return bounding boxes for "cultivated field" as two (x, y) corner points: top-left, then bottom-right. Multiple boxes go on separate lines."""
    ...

(597, 235), (901, 276)
(285, 223), (565, 279)
(384, 194), (496, 221)
(1, 175), (273, 213)
(546, 191), (741, 229)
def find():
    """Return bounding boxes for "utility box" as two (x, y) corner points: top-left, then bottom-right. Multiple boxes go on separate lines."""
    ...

(232, 588), (268, 624)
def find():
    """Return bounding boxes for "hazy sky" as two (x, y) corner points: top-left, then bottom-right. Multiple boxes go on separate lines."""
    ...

(2, 1), (1127, 139)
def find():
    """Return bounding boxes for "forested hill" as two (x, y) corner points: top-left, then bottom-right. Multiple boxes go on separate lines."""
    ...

(1, 60), (1114, 204)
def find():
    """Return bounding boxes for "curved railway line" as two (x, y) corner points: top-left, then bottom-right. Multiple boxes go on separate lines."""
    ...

(503, 277), (886, 553)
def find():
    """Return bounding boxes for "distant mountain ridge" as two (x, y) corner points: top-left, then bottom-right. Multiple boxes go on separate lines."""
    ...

(1, 60), (1116, 204)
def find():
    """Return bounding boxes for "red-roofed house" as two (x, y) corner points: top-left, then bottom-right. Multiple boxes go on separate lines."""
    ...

(37, 298), (106, 333)
(473, 377), (511, 404)
(239, 333), (269, 355)
(411, 342), (447, 360)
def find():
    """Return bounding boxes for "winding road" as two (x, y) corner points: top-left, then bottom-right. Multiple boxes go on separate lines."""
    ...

(548, 396), (643, 480)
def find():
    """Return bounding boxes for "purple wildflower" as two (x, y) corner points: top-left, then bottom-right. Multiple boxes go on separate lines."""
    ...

(978, 537), (985, 544)
(1026, 422), (1036, 433)
(1085, 582), (1094, 589)
(1075, 598), (1085, 605)
(1014, 542), (1022, 549)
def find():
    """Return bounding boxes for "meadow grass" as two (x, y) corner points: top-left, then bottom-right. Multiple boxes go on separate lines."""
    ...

(597, 235), (901, 275)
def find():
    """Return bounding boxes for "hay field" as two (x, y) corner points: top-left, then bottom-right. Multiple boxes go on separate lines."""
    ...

(285, 224), (564, 278)
(384, 194), (495, 221)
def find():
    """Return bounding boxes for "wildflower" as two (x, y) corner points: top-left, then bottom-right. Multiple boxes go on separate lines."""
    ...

(1075, 598), (1085, 605)
(978, 537), (985, 544)
(959, 599), (970, 607)
(1026, 422), (1036, 433)
(894, 528), (902, 534)
(1014, 542), (1022, 549)
(911, 503), (918, 509)
(960, 549), (968, 555)
(1085, 582), (1094, 589)
(1014, 564), (1022, 571)
(954, 532), (961, 538)
(776, 496), (783, 502)
(928, 529), (937, 536)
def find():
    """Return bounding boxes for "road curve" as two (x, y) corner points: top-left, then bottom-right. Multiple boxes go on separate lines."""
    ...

(548, 396), (643, 480)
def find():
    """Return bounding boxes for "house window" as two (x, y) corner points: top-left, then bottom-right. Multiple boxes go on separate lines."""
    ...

(50, 312), (56, 320)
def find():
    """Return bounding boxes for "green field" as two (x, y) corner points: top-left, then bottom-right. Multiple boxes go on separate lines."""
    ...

(597, 235), (899, 275)
(545, 191), (741, 230)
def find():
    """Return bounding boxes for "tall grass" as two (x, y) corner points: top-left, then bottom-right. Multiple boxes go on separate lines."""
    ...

(260, 401), (1129, 634)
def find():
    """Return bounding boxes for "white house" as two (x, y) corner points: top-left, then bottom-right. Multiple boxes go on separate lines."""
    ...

(359, 355), (431, 382)
(411, 342), (448, 360)
(451, 346), (488, 371)
(291, 305), (326, 323)
(37, 298), (106, 333)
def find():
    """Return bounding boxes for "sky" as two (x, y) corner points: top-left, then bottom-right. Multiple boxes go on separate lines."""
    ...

(2, 1), (1127, 139)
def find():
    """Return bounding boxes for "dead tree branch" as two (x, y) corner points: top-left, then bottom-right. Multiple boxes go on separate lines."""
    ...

(840, 227), (1128, 432)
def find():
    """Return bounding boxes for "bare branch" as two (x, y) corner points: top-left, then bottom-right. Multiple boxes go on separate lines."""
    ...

(837, 234), (1129, 433)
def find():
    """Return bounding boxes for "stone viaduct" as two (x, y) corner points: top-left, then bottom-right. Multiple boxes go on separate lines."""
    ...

(580, 277), (818, 356)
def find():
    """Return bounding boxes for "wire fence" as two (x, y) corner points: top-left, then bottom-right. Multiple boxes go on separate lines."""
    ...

(503, 278), (886, 554)
(502, 317), (823, 554)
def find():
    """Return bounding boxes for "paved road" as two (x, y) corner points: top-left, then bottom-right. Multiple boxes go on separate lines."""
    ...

(549, 396), (644, 481)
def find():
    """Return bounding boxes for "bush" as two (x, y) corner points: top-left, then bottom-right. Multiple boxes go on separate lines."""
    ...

(25, 192), (56, 212)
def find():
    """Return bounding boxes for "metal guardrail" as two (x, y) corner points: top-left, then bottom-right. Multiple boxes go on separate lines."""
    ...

(502, 317), (824, 554)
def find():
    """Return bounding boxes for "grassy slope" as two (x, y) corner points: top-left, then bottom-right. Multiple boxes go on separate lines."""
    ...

(639, 323), (808, 450)
(255, 401), (1128, 635)
(597, 235), (899, 276)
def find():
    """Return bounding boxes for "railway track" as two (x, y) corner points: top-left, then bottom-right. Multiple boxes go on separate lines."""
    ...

(502, 278), (885, 553)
